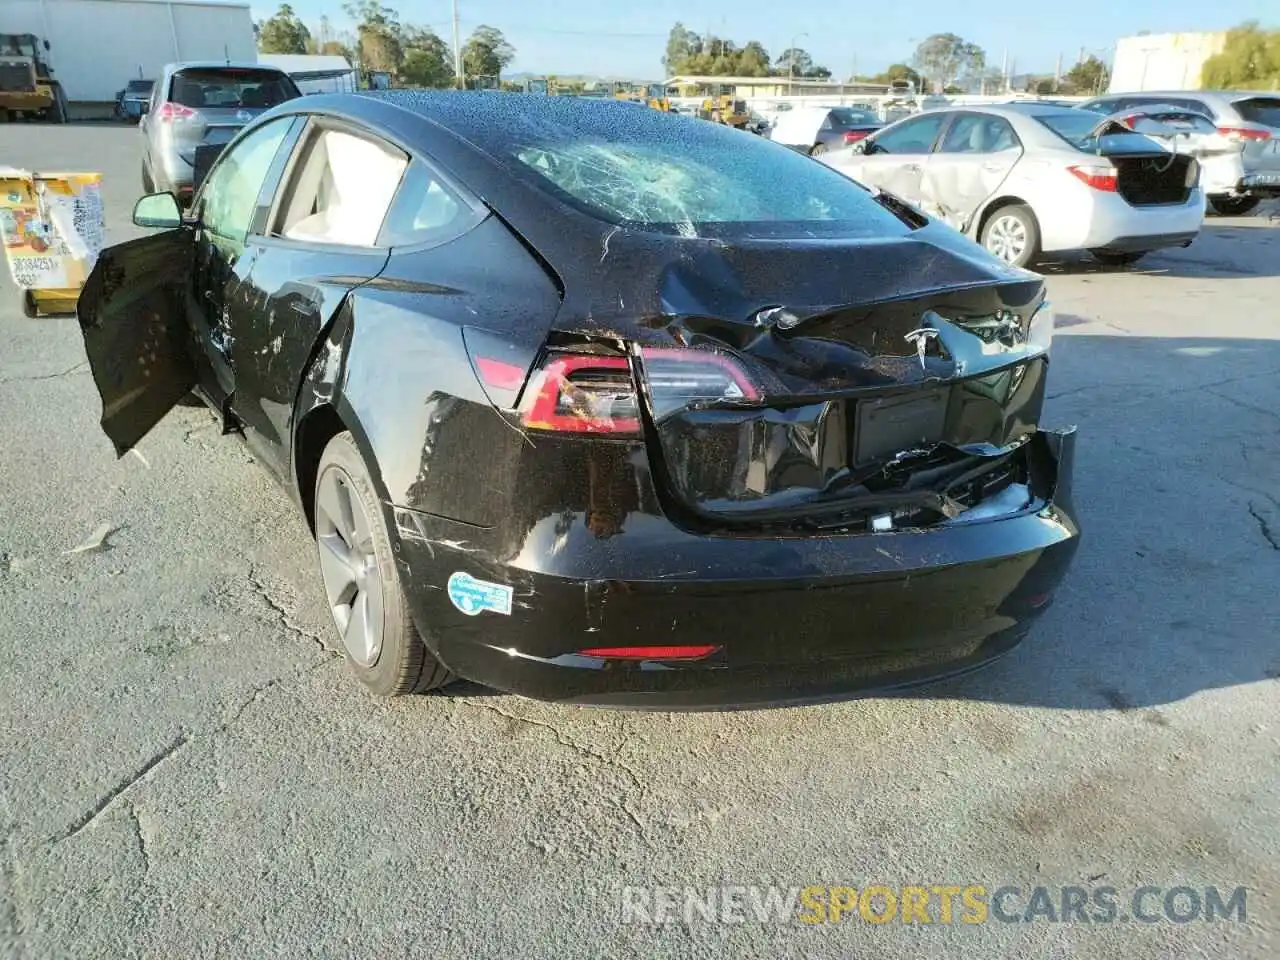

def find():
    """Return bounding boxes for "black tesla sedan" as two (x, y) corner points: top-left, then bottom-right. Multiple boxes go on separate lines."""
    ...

(77, 91), (1079, 708)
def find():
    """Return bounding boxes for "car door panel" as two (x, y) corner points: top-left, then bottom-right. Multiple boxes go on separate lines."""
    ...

(76, 229), (196, 456)
(923, 147), (1021, 231)
(232, 243), (387, 478)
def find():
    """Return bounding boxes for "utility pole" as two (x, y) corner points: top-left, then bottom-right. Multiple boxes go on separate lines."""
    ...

(452, 0), (463, 89)
(1054, 52), (1062, 88)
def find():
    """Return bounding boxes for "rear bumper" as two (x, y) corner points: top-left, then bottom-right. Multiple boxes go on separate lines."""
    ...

(1239, 171), (1280, 197)
(1039, 185), (1204, 253)
(394, 428), (1080, 709)
(1092, 231), (1198, 253)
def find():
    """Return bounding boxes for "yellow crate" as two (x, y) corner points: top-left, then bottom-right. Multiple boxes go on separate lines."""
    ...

(0, 169), (104, 317)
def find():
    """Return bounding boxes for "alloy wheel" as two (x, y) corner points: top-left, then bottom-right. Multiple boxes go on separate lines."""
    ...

(315, 465), (384, 667)
(985, 214), (1028, 263)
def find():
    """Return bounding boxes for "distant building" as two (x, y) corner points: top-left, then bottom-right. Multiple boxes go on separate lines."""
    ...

(258, 54), (356, 94)
(1110, 32), (1228, 92)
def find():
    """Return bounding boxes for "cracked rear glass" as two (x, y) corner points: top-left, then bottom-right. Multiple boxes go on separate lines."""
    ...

(500, 108), (912, 239)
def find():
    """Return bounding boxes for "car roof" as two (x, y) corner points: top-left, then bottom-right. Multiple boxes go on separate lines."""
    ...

(164, 61), (288, 74)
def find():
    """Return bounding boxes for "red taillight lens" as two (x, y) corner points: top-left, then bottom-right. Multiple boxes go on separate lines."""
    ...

(475, 357), (527, 391)
(578, 645), (720, 661)
(520, 354), (640, 434)
(1217, 126), (1270, 142)
(518, 346), (761, 434)
(156, 102), (196, 122)
(842, 130), (870, 143)
(1066, 164), (1118, 192)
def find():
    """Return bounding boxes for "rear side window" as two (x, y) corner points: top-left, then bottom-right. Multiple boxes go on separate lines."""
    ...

(169, 68), (300, 109)
(378, 159), (479, 247)
(275, 126), (407, 247)
(1234, 97), (1280, 128)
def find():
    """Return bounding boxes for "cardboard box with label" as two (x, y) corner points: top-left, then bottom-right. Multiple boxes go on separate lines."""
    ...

(0, 168), (105, 317)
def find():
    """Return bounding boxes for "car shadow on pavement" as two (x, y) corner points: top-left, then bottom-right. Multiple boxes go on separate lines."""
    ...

(1039, 220), (1280, 280)
(891, 331), (1280, 713)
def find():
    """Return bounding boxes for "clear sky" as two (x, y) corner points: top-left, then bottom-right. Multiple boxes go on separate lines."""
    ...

(255, 1), (1276, 79)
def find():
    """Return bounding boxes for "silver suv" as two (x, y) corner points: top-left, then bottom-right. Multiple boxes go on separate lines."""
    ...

(1079, 91), (1280, 215)
(140, 62), (301, 200)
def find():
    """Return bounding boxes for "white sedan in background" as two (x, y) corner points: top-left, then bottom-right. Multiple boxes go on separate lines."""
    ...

(820, 104), (1205, 268)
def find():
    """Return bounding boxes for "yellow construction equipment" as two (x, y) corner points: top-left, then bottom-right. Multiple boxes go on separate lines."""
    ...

(698, 94), (750, 128)
(0, 33), (68, 123)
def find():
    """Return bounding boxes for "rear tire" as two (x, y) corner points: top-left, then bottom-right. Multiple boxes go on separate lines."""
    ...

(1208, 196), (1260, 216)
(313, 431), (453, 696)
(809, 142), (828, 156)
(1091, 250), (1146, 267)
(980, 203), (1040, 269)
(45, 85), (68, 124)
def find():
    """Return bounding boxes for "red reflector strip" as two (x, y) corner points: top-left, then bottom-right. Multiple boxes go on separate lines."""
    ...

(578, 645), (720, 661)
(476, 356), (527, 391)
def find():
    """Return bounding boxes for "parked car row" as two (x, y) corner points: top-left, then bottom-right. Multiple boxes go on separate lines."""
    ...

(1075, 91), (1280, 216)
(815, 93), (1279, 268)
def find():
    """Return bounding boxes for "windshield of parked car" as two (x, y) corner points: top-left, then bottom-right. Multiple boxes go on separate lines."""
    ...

(169, 68), (299, 110)
(1234, 97), (1280, 128)
(509, 125), (915, 239)
(126, 80), (154, 95)
(829, 107), (879, 127)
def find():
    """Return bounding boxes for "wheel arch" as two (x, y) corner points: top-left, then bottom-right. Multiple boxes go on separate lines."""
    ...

(289, 306), (392, 538)
(972, 194), (1038, 240)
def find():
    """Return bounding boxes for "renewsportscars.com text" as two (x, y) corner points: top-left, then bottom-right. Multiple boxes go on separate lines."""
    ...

(620, 884), (1249, 926)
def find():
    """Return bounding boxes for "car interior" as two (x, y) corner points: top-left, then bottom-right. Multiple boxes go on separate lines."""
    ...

(280, 128), (408, 246)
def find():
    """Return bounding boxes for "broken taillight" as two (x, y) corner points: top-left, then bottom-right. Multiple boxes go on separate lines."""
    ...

(1066, 164), (1118, 192)
(519, 354), (640, 434)
(517, 346), (760, 434)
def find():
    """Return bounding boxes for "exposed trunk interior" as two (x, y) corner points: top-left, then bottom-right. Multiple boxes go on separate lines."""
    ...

(1115, 155), (1194, 206)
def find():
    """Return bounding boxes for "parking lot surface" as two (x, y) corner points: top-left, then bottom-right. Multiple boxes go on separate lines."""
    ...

(1, 124), (1278, 959)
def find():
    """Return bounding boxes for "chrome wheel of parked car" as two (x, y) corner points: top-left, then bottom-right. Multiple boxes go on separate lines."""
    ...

(981, 205), (1039, 268)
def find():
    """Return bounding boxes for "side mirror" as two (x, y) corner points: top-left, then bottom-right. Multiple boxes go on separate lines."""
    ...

(133, 193), (182, 229)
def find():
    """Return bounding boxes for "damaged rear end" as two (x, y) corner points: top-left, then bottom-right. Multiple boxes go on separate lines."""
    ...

(633, 287), (1062, 536)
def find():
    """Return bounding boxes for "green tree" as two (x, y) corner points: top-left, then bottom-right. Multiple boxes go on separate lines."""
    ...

(400, 26), (451, 87)
(258, 3), (311, 55)
(912, 33), (986, 92)
(775, 47), (814, 77)
(1061, 55), (1109, 95)
(343, 0), (402, 74)
(875, 63), (921, 86)
(1202, 22), (1280, 89)
(463, 25), (515, 80)
(663, 22), (699, 73)
(735, 41), (771, 76)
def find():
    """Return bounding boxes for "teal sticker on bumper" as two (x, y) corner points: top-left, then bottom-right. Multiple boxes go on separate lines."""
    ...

(447, 571), (514, 616)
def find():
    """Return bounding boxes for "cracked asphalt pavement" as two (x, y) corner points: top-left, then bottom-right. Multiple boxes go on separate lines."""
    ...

(1, 125), (1278, 959)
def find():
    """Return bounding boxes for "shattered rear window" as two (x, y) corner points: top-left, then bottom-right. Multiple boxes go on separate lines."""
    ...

(508, 129), (913, 239)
